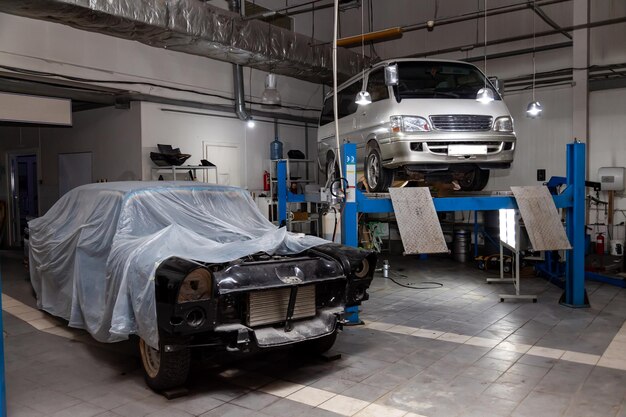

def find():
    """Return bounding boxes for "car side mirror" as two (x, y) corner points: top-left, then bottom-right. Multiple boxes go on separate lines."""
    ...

(384, 64), (399, 86)
(488, 76), (503, 93)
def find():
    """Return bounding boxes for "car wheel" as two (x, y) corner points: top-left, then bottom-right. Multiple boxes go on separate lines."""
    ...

(364, 147), (393, 192)
(459, 168), (490, 191)
(139, 336), (190, 392)
(326, 157), (342, 197)
(295, 330), (338, 355)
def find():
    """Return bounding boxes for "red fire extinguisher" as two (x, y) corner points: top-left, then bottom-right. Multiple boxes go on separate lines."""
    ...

(596, 232), (605, 255)
(263, 170), (270, 191)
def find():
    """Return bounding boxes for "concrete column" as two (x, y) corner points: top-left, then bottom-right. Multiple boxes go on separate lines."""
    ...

(572, 0), (589, 145)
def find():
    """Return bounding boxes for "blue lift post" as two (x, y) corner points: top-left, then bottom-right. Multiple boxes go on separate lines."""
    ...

(0, 264), (6, 417)
(276, 155), (362, 323)
(276, 141), (588, 308)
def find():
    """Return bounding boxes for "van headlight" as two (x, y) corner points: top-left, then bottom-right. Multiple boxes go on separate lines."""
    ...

(177, 268), (212, 303)
(391, 116), (430, 133)
(493, 116), (514, 132)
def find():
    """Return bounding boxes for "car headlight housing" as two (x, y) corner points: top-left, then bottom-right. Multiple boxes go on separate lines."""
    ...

(177, 268), (212, 303)
(493, 116), (514, 132)
(390, 116), (430, 133)
(354, 258), (370, 278)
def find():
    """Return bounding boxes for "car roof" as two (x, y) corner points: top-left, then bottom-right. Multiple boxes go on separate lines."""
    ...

(71, 181), (241, 195)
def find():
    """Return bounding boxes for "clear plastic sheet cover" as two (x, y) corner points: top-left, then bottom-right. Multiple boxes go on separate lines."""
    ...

(28, 182), (327, 348)
(0, 0), (368, 84)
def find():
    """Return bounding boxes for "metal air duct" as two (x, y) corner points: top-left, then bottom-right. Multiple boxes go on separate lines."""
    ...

(0, 0), (367, 85)
(229, 0), (250, 121)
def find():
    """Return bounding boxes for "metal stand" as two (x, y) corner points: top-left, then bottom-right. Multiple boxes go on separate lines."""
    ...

(485, 241), (515, 285)
(494, 212), (537, 302)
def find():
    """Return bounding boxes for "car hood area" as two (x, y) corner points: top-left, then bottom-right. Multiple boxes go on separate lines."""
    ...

(27, 181), (328, 348)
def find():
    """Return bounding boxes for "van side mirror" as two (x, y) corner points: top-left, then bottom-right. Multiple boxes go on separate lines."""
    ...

(488, 76), (503, 93)
(384, 64), (399, 86)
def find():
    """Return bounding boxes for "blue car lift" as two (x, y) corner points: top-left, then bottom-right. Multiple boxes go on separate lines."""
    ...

(0, 267), (6, 417)
(277, 141), (588, 309)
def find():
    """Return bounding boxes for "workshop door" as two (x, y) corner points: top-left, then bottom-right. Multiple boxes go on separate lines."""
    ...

(204, 143), (241, 186)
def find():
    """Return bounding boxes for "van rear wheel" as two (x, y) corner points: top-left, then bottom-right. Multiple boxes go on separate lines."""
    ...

(365, 147), (393, 192)
(326, 157), (342, 197)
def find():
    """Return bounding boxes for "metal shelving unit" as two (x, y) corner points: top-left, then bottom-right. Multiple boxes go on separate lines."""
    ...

(151, 165), (218, 183)
(268, 159), (319, 234)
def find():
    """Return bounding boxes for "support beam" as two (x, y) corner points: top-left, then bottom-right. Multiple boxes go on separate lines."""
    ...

(572, 0), (590, 148)
(532, 3), (572, 39)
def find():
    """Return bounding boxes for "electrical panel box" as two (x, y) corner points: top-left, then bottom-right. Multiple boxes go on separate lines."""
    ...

(598, 167), (625, 191)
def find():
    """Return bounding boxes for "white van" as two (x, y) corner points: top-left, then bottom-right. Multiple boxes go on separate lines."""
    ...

(317, 58), (516, 192)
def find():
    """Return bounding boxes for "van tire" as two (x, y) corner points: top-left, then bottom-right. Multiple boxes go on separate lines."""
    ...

(460, 168), (490, 191)
(364, 147), (393, 192)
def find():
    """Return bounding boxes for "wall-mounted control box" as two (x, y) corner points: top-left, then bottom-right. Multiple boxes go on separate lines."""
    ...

(598, 167), (625, 191)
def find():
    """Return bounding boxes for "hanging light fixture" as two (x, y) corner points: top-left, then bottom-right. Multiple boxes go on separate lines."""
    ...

(526, 101), (543, 117)
(262, 22), (281, 107)
(262, 73), (281, 107)
(526, 0), (543, 118)
(246, 117), (255, 128)
(476, 0), (494, 104)
(355, 0), (371, 106)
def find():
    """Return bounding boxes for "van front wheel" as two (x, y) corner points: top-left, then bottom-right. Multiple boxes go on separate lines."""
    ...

(459, 168), (490, 191)
(365, 147), (393, 192)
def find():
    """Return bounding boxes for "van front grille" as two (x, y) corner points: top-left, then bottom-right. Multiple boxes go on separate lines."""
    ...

(430, 115), (493, 131)
(247, 285), (316, 327)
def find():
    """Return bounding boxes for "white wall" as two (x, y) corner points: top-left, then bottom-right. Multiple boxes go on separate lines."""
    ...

(38, 103), (142, 212)
(0, 12), (325, 118)
(0, 103), (142, 245)
(589, 87), (626, 238)
(140, 102), (317, 192)
(489, 86), (574, 189)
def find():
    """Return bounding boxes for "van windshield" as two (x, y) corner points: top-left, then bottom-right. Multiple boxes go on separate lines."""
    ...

(395, 62), (500, 100)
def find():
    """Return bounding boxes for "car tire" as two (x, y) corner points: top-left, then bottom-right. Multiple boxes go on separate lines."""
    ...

(364, 147), (393, 192)
(326, 157), (339, 185)
(139, 336), (191, 392)
(295, 330), (338, 355)
(326, 157), (343, 198)
(459, 168), (490, 191)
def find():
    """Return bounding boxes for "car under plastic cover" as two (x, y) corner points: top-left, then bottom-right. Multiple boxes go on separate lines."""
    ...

(28, 182), (329, 348)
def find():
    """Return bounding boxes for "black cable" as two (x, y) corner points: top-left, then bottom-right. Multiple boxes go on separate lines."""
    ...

(329, 177), (348, 198)
(0, 64), (320, 112)
(381, 271), (443, 290)
(331, 207), (338, 242)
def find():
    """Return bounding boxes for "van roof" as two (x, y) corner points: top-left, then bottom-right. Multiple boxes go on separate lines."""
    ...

(323, 58), (481, 100)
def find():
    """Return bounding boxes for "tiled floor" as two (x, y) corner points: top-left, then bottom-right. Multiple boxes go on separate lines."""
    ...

(2, 250), (626, 417)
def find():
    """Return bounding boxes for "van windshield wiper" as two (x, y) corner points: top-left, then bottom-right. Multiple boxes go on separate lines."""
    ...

(400, 89), (460, 99)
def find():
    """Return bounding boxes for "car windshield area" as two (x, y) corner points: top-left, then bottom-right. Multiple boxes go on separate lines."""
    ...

(395, 62), (500, 100)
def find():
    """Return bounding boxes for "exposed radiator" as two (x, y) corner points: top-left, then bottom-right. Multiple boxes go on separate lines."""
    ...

(247, 285), (316, 327)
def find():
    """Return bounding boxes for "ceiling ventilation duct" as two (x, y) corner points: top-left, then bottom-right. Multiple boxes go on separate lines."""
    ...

(0, 0), (367, 84)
